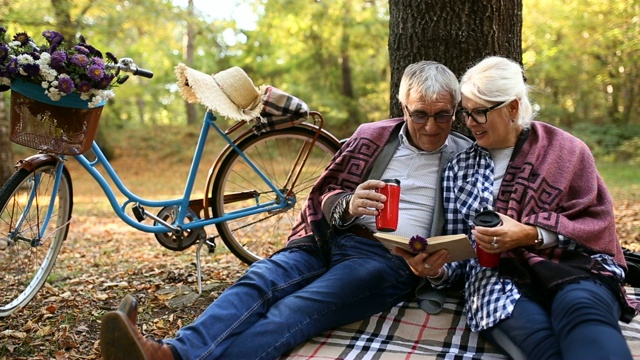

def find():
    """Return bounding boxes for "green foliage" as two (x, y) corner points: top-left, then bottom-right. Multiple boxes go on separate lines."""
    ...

(1, 0), (639, 150)
(570, 122), (640, 161)
(232, 0), (390, 138)
(523, 0), (640, 130)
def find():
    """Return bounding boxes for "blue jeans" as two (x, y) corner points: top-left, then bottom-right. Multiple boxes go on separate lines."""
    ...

(164, 233), (419, 360)
(483, 279), (631, 360)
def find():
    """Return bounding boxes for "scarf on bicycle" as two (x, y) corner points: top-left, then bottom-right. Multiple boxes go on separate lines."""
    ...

(286, 118), (404, 248)
(448, 121), (636, 321)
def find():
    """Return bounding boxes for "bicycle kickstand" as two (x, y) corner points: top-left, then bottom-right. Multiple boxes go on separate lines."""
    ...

(194, 232), (217, 294)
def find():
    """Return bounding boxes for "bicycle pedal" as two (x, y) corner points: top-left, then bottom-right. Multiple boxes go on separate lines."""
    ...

(132, 204), (146, 222)
(205, 237), (217, 254)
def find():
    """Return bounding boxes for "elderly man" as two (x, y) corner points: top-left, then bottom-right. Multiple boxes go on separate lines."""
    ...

(100, 60), (472, 360)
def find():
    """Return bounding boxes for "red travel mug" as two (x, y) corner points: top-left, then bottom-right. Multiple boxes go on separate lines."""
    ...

(473, 210), (502, 268)
(376, 179), (401, 232)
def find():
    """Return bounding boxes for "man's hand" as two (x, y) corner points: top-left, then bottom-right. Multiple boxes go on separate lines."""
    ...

(394, 247), (449, 278)
(347, 180), (387, 218)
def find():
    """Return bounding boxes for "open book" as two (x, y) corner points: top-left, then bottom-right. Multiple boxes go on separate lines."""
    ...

(373, 233), (476, 262)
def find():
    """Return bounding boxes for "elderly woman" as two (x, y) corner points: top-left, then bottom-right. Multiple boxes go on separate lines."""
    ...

(409, 56), (638, 359)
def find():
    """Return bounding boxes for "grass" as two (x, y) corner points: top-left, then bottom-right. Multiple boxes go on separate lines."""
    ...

(597, 160), (640, 201)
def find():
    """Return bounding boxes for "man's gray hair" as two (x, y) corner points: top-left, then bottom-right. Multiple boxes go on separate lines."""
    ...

(397, 61), (460, 107)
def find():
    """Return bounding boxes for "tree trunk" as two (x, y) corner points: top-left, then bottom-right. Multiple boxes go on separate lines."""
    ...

(340, 0), (361, 124)
(0, 93), (15, 184)
(389, 0), (522, 133)
(185, 0), (198, 125)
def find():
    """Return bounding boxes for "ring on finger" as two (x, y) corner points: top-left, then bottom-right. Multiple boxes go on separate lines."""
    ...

(492, 242), (499, 249)
(492, 236), (497, 245)
(424, 262), (432, 269)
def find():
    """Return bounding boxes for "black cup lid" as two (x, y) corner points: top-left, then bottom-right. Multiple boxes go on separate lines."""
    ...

(473, 210), (501, 227)
(382, 178), (400, 185)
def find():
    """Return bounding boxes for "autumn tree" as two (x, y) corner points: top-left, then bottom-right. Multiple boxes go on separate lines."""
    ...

(388, 0), (523, 133)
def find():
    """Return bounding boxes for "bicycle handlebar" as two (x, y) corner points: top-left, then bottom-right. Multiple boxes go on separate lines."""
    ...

(107, 57), (154, 79)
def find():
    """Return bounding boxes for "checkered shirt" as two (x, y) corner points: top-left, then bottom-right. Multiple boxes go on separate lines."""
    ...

(436, 143), (624, 332)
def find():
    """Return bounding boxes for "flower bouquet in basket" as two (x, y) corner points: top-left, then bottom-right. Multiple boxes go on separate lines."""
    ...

(0, 27), (129, 155)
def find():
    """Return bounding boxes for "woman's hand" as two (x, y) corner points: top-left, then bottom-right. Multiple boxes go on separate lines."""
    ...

(472, 213), (538, 253)
(347, 180), (387, 218)
(394, 247), (450, 278)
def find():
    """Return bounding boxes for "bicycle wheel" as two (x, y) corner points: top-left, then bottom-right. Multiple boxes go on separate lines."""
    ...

(211, 126), (340, 264)
(0, 162), (72, 316)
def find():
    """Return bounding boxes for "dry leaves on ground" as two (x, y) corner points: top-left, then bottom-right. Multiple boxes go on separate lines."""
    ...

(1, 201), (639, 359)
(0, 214), (248, 360)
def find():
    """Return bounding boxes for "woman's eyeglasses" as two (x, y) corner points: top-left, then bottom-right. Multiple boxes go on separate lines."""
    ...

(458, 100), (510, 124)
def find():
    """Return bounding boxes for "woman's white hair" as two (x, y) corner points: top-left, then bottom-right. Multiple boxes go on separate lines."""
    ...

(397, 61), (460, 107)
(460, 56), (535, 128)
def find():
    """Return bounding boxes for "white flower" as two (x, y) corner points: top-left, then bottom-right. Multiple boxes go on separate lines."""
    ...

(45, 87), (62, 101)
(39, 52), (51, 64)
(16, 54), (34, 64)
(40, 67), (57, 82)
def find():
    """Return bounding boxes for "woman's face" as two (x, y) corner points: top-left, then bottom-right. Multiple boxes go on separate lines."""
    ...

(460, 95), (521, 149)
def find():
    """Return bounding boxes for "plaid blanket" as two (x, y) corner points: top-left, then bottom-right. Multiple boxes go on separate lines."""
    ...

(283, 287), (640, 359)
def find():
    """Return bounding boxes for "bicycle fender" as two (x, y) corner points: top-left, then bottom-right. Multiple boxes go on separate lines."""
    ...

(14, 154), (63, 172)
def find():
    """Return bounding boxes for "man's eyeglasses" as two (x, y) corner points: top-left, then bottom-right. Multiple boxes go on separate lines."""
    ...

(403, 105), (455, 124)
(458, 100), (510, 124)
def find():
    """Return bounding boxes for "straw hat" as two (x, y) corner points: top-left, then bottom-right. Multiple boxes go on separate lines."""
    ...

(175, 63), (264, 121)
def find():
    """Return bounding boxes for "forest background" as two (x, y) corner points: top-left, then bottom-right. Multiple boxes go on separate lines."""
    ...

(1, 0), (639, 163)
(1, 1), (640, 359)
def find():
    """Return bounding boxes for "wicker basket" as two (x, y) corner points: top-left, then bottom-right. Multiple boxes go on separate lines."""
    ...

(9, 82), (104, 156)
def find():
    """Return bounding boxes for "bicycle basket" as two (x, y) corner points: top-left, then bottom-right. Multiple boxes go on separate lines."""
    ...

(9, 84), (103, 156)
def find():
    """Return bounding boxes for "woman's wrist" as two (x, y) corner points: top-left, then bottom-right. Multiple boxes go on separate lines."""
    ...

(426, 267), (444, 280)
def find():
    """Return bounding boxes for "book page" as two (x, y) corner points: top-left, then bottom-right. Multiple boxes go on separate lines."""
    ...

(373, 233), (476, 262)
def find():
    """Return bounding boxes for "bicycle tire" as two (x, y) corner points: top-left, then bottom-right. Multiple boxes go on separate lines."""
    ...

(211, 126), (340, 264)
(0, 162), (72, 317)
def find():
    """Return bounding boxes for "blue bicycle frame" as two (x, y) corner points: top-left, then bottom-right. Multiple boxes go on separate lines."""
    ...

(70, 111), (294, 233)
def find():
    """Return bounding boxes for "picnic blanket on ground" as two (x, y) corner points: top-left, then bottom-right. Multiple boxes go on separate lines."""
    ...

(283, 287), (640, 359)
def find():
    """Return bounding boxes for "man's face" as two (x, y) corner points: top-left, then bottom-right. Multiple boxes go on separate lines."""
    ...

(403, 92), (455, 152)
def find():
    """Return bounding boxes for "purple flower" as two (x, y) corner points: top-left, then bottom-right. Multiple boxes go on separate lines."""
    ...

(57, 75), (75, 94)
(13, 32), (30, 45)
(87, 64), (104, 81)
(50, 50), (67, 68)
(96, 73), (115, 89)
(76, 80), (92, 93)
(0, 44), (8, 60)
(91, 57), (105, 67)
(6, 57), (19, 74)
(70, 53), (89, 68)
(83, 44), (102, 57)
(408, 235), (428, 253)
(42, 30), (64, 47)
(1, 28), (120, 106)
(73, 45), (90, 55)
(21, 63), (40, 78)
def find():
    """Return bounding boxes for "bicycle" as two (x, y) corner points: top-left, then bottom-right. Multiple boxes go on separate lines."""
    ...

(0, 58), (341, 316)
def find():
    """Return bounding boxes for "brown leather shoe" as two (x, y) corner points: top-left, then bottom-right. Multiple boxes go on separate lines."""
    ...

(116, 294), (138, 324)
(100, 311), (174, 360)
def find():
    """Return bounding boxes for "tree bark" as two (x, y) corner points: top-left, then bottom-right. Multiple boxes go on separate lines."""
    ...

(185, 0), (198, 125)
(0, 94), (15, 184)
(389, 0), (522, 134)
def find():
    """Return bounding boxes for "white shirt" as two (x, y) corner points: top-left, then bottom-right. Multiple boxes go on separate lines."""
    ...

(356, 124), (447, 238)
(489, 147), (557, 248)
